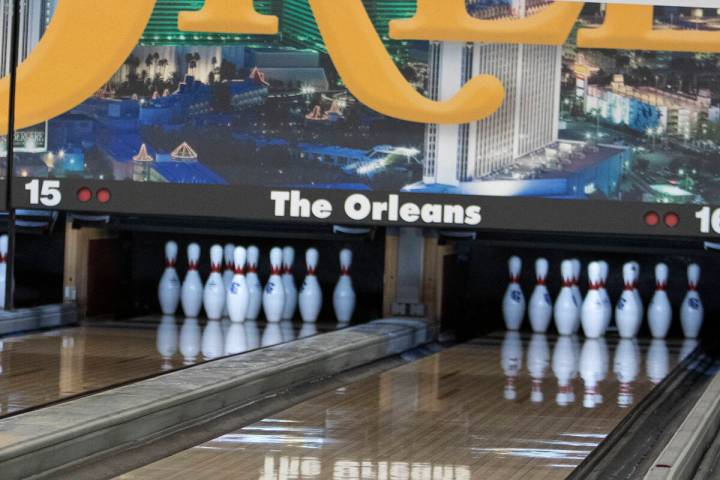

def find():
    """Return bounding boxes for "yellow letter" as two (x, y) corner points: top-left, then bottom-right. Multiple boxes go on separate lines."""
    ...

(308, 0), (504, 124)
(178, 0), (278, 35)
(578, 4), (720, 52)
(0, 0), (155, 134)
(390, 0), (583, 46)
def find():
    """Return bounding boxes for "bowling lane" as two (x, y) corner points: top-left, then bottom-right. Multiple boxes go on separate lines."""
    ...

(117, 334), (691, 480)
(0, 317), (335, 417)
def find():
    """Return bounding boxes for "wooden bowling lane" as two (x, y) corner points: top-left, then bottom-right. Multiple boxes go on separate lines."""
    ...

(0, 317), (330, 417)
(117, 334), (688, 480)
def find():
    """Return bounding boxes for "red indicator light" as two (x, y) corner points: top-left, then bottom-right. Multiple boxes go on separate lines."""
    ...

(644, 211), (660, 226)
(664, 212), (680, 228)
(96, 188), (111, 204)
(77, 187), (92, 203)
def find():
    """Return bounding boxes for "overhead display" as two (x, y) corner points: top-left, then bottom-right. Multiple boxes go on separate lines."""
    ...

(5, 0), (720, 236)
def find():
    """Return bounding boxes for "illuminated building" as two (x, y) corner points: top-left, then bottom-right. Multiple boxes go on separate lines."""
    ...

(0, 0), (55, 75)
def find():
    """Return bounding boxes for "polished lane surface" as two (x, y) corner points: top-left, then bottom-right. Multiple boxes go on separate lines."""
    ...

(118, 334), (694, 480)
(0, 317), (328, 417)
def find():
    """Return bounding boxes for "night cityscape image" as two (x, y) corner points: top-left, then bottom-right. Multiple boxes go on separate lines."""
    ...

(6, 0), (720, 205)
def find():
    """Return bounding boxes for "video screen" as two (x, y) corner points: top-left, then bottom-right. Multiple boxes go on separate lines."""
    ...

(6, 0), (720, 215)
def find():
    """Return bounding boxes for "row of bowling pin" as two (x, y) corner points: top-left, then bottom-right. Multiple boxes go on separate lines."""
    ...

(503, 257), (704, 339)
(156, 316), (321, 369)
(502, 332), (690, 408)
(159, 242), (356, 324)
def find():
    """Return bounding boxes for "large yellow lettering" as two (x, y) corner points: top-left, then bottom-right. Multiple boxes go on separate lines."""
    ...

(178, 0), (278, 35)
(308, 0), (504, 124)
(0, 0), (156, 134)
(390, 0), (583, 46)
(578, 5), (720, 52)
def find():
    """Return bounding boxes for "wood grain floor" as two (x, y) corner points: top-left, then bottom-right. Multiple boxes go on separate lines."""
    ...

(0, 317), (328, 417)
(117, 334), (690, 480)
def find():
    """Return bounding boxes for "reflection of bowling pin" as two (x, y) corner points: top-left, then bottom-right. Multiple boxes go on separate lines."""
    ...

(648, 263), (672, 339)
(179, 318), (201, 365)
(527, 334), (549, 403)
(555, 260), (580, 335)
(299, 322), (318, 338)
(579, 339), (604, 409)
(201, 320), (224, 360)
(263, 248), (286, 323)
(203, 245), (226, 320)
(227, 247), (250, 323)
(552, 336), (577, 406)
(582, 262), (606, 338)
(181, 243), (203, 318)
(647, 339), (670, 385)
(281, 320), (296, 342)
(680, 264), (704, 339)
(225, 323), (248, 355)
(616, 263), (642, 338)
(245, 246), (263, 321)
(598, 261), (612, 332)
(222, 243), (235, 317)
(156, 315), (178, 371)
(614, 338), (640, 408)
(158, 241), (181, 315)
(262, 323), (283, 347)
(244, 321), (260, 350)
(501, 331), (523, 401)
(0, 234), (7, 309)
(281, 247), (298, 321)
(299, 248), (323, 323)
(502, 256), (525, 330)
(333, 249), (356, 324)
(529, 258), (552, 333)
(679, 338), (699, 363)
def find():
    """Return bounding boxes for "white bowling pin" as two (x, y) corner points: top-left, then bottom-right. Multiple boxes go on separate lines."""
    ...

(156, 315), (178, 370)
(281, 247), (298, 320)
(571, 259), (582, 334)
(263, 247), (286, 323)
(201, 319), (224, 360)
(501, 331), (523, 401)
(581, 262), (606, 338)
(529, 258), (552, 333)
(181, 243), (203, 318)
(224, 322), (248, 355)
(527, 334), (549, 404)
(614, 338), (640, 408)
(227, 247), (250, 323)
(630, 262), (643, 311)
(0, 234), (7, 310)
(648, 263), (672, 339)
(580, 339), (604, 408)
(680, 264), (704, 339)
(222, 243), (235, 317)
(502, 256), (525, 330)
(598, 261), (612, 332)
(299, 248), (323, 323)
(647, 339), (669, 385)
(333, 248), (356, 324)
(203, 245), (226, 320)
(615, 263), (642, 338)
(552, 336), (577, 406)
(179, 318), (201, 365)
(555, 260), (580, 335)
(245, 246), (263, 321)
(158, 241), (181, 315)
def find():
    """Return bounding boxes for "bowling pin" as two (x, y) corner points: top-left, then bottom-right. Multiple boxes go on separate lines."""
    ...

(502, 256), (525, 330)
(501, 331), (523, 401)
(527, 334), (549, 404)
(529, 258), (552, 333)
(224, 322), (248, 355)
(630, 262), (643, 309)
(281, 247), (298, 320)
(203, 245), (226, 320)
(614, 338), (640, 408)
(201, 319), (224, 360)
(615, 263), (642, 338)
(227, 247), (250, 323)
(648, 263), (672, 339)
(222, 243), (235, 317)
(333, 248), (356, 324)
(179, 318), (201, 366)
(581, 262), (606, 338)
(680, 264), (704, 339)
(299, 248), (323, 323)
(552, 336), (577, 406)
(262, 247), (286, 323)
(598, 261), (612, 332)
(156, 315), (178, 371)
(181, 243), (203, 318)
(158, 241), (181, 315)
(555, 260), (580, 335)
(245, 246), (263, 321)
